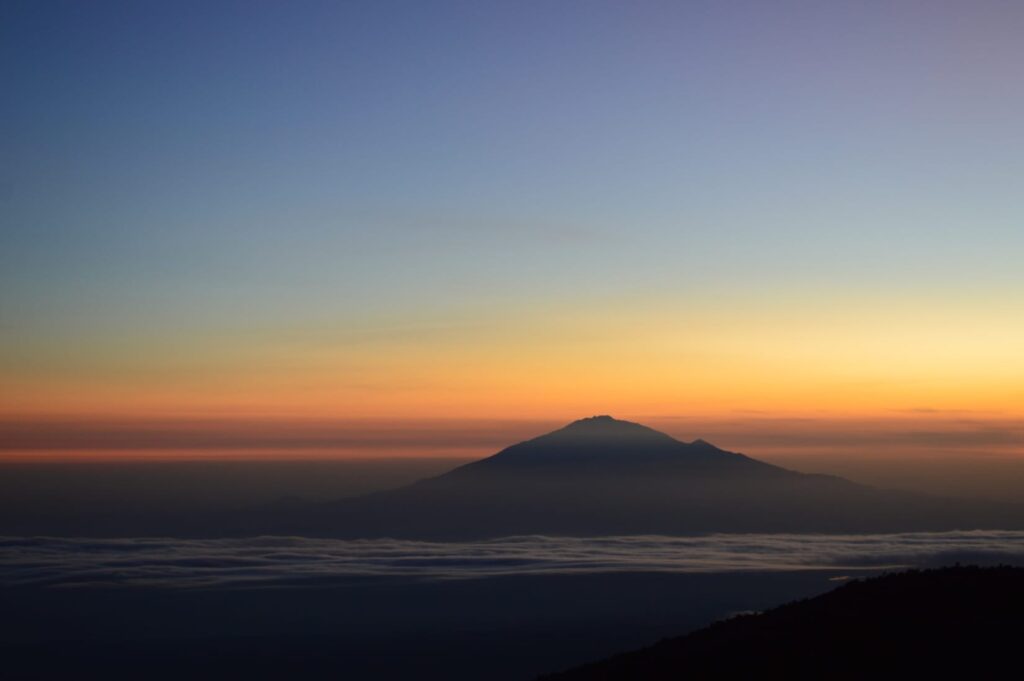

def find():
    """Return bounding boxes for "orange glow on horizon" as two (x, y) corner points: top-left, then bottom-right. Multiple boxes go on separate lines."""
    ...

(3, 293), (1022, 460)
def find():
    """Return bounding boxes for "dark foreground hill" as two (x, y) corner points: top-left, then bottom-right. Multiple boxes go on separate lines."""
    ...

(541, 565), (1024, 680)
(251, 416), (1022, 539)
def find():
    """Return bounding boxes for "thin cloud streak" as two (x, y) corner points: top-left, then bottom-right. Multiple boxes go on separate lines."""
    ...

(2, 416), (1021, 459)
(3, 532), (1024, 589)
(0, 418), (557, 452)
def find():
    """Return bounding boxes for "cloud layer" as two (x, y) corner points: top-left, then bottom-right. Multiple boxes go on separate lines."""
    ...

(4, 415), (1021, 458)
(3, 531), (1024, 589)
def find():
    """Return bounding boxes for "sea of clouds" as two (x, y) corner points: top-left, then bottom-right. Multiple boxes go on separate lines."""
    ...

(2, 531), (1023, 589)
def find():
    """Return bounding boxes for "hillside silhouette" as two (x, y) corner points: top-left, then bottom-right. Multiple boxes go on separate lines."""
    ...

(253, 416), (1023, 539)
(542, 565), (1024, 679)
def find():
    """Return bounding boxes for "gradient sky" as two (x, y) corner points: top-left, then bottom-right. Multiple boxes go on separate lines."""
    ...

(2, 1), (1022, 458)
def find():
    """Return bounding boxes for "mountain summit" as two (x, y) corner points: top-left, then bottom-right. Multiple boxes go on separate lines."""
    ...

(559, 414), (669, 437)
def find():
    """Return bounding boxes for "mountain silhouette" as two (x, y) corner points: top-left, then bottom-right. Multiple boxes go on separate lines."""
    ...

(440, 415), (790, 478)
(540, 565), (1024, 679)
(250, 416), (1023, 539)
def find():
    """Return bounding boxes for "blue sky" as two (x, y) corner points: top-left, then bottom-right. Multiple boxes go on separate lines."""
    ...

(2, 1), (1023, 425)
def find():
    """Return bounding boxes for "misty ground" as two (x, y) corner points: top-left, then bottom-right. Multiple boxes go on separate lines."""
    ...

(2, 570), (851, 680)
(4, 455), (1024, 532)
(0, 459), (465, 534)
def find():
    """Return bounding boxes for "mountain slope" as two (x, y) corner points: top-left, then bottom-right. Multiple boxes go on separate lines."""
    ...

(540, 565), (1024, 679)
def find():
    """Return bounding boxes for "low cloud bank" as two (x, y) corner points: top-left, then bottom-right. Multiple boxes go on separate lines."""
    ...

(3, 531), (1023, 589)
(4, 415), (1021, 459)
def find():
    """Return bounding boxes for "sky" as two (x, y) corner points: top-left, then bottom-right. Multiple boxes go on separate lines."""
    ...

(2, 1), (1022, 460)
